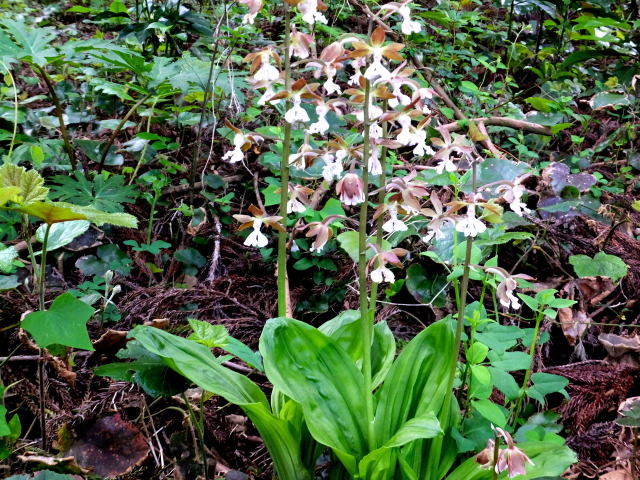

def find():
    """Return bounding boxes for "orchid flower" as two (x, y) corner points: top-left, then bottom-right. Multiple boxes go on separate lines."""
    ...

(379, 1), (421, 36)
(290, 27), (314, 59)
(244, 47), (281, 83)
(431, 129), (474, 173)
(368, 246), (407, 284)
(221, 120), (264, 164)
(297, 0), (328, 25)
(477, 427), (534, 478)
(496, 176), (530, 216)
(304, 215), (341, 253)
(421, 192), (454, 243)
(386, 170), (429, 213)
(336, 172), (365, 206)
(233, 205), (284, 249)
(238, 0), (263, 24)
(455, 206), (486, 237)
(381, 203), (409, 233)
(287, 184), (313, 214)
(485, 267), (533, 310)
(348, 26), (405, 82)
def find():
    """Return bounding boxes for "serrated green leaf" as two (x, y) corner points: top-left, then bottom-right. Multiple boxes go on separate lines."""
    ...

(1, 20), (58, 66)
(22, 293), (95, 350)
(53, 202), (138, 227)
(0, 164), (48, 204)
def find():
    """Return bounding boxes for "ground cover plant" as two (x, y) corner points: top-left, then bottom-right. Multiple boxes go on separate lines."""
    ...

(0, 0), (638, 479)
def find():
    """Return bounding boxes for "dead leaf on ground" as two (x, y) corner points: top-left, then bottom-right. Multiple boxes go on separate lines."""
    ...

(92, 329), (128, 354)
(601, 469), (633, 480)
(599, 334), (640, 366)
(64, 413), (149, 477)
(559, 308), (590, 346)
(17, 453), (91, 475)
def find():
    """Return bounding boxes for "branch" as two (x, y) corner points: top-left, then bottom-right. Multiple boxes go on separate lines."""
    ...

(439, 117), (553, 136)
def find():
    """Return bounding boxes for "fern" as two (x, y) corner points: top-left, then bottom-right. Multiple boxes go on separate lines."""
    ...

(49, 171), (138, 213)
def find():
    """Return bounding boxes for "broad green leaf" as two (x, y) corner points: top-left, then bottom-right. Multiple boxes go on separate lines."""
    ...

(0, 164), (48, 204)
(53, 202), (138, 228)
(589, 91), (633, 110)
(405, 263), (447, 307)
(0, 246), (17, 273)
(22, 293), (95, 350)
(526, 372), (569, 405)
(471, 399), (507, 427)
(488, 351), (531, 371)
(372, 321), (396, 389)
(95, 340), (189, 397)
(0, 405), (9, 436)
(569, 251), (628, 283)
(15, 202), (87, 224)
(1, 20), (58, 66)
(374, 321), (454, 441)
(384, 411), (442, 448)
(260, 317), (369, 463)
(34, 220), (90, 253)
(130, 325), (311, 480)
(488, 367), (520, 401)
(337, 231), (389, 263)
(475, 323), (524, 355)
(0, 275), (19, 290)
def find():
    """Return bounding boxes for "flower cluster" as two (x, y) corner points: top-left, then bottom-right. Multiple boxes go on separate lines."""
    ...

(225, 0), (531, 286)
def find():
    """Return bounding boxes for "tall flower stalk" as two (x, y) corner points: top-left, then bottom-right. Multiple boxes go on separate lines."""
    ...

(277, 3), (293, 317)
(358, 77), (376, 448)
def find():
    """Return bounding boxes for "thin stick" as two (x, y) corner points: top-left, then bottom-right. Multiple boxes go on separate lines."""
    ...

(35, 66), (77, 171)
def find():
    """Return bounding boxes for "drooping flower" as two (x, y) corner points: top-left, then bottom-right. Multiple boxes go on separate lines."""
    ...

(290, 27), (314, 59)
(287, 184), (313, 214)
(455, 206), (486, 237)
(221, 120), (264, 164)
(309, 103), (330, 134)
(304, 215), (341, 253)
(421, 192), (454, 243)
(476, 427), (534, 478)
(379, 1), (421, 36)
(288, 134), (319, 168)
(233, 205), (284, 249)
(485, 267), (533, 310)
(297, 0), (328, 25)
(368, 246), (408, 284)
(238, 0), (263, 24)
(386, 170), (429, 213)
(381, 203), (408, 233)
(321, 153), (344, 182)
(431, 128), (474, 173)
(336, 172), (365, 206)
(244, 47), (281, 83)
(285, 95), (310, 124)
(496, 176), (531, 217)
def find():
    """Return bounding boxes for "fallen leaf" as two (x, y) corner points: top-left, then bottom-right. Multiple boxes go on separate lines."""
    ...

(65, 414), (149, 477)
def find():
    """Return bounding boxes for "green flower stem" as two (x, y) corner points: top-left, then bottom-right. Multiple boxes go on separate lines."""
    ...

(277, 3), (293, 318)
(359, 78), (375, 450)
(429, 164), (477, 469)
(368, 101), (389, 317)
(511, 306), (545, 424)
(491, 433), (500, 480)
(38, 222), (52, 451)
(182, 392), (209, 480)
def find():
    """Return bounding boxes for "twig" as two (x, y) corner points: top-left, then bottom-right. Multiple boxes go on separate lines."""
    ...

(205, 215), (222, 283)
(439, 117), (553, 136)
(35, 65), (77, 171)
(253, 173), (266, 212)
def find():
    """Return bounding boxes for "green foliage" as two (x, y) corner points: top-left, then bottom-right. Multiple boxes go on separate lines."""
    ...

(21, 293), (95, 350)
(569, 251), (628, 283)
(51, 172), (136, 213)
